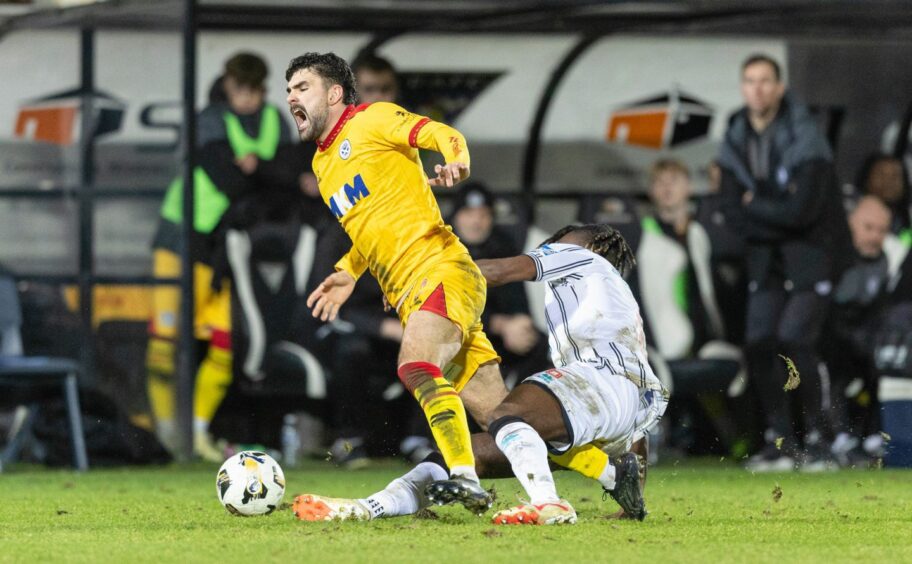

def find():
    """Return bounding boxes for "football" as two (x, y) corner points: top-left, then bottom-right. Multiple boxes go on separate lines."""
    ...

(216, 451), (286, 516)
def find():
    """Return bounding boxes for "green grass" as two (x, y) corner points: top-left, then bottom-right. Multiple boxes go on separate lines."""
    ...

(1, 459), (911, 563)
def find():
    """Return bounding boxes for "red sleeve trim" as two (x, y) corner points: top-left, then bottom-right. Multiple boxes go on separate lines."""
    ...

(409, 117), (432, 148)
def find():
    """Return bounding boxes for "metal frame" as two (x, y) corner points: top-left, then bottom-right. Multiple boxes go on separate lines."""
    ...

(3, 0), (912, 462)
(178, 0), (198, 461)
(78, 29), (96, 388)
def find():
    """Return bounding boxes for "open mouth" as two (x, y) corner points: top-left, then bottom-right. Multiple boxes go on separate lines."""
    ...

(291, 106), (307, 131)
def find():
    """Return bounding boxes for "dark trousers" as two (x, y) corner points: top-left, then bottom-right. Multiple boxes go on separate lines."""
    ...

(744, 287), (829, 444)
(329, 333), (421, 455)
(822, 326), (881, 438)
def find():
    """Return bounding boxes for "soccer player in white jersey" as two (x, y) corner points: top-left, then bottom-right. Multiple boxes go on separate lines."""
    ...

(293, 224), (669, 525)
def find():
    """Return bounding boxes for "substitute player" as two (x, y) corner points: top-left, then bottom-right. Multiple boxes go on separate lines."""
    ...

(293, 224), (670, 525)
(285, 52), (506, 510)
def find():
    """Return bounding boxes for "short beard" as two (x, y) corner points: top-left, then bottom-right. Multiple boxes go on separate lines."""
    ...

(299, 106), (328, 143)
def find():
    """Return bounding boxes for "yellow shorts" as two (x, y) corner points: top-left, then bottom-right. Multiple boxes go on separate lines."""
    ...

(150, 249), (231, 341)
(397, 257), (501, 392)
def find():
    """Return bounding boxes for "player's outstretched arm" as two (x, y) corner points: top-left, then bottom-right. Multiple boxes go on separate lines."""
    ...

(307, 271), (356, 322)
(475, 256), (536, 287)
(368, 103), (471, 188)
(311, 247), (368, 321)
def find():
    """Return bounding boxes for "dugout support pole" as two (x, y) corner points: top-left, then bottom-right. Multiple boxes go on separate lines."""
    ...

(520, 35), (598, 224)
(177, 0), (198, 463)
(78, 28), (96, 389)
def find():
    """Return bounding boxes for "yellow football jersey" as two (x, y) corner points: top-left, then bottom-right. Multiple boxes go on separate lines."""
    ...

(312, 102), (472, 306)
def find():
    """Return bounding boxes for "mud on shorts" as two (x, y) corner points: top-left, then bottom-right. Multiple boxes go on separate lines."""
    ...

(524, 362), (640, 456)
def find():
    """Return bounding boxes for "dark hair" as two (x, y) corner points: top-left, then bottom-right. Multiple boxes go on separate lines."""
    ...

(351, 53), (397, 76)
(741, 53), (781, 82)
(542, 223), (636, 277)
(208, 75), (227, 104)
(285, 52), (357, 105)
(855, 152), (911, 231)
(224, 52), (268, 89)
(452, 182), (495, 212)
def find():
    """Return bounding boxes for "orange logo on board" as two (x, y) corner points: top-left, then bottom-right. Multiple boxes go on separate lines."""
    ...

(607, 86), (713, 150)
(14, 87), (126, 145)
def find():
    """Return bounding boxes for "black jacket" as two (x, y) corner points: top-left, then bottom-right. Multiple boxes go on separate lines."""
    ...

(152, 104), (307, 264)
(717, 93), (851, 291)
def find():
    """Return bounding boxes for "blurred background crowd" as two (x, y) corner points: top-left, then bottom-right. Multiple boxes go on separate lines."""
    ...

(2, 0), (912, 473)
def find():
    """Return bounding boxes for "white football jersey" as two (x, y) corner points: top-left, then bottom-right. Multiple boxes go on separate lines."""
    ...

(525, 242), (669, 438)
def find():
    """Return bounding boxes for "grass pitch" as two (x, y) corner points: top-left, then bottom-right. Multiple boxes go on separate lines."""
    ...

(1, 459), (910, 563)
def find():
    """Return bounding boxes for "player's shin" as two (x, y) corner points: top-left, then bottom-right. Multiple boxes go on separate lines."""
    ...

(490, 416), (559, 505)
(550, 443), (616, 490)
(399, 362), (477, 481)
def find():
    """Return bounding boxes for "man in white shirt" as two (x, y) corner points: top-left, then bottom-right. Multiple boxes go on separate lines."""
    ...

(293, 224), (669, 525)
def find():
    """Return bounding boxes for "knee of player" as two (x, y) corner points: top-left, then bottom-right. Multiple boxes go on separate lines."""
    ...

(487, 402), (526, 432)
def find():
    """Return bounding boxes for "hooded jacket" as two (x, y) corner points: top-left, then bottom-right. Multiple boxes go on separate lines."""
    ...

(717, 92), (851, 291)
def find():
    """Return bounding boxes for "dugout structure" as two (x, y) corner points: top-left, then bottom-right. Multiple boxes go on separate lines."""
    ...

(2, 0), (912, 461)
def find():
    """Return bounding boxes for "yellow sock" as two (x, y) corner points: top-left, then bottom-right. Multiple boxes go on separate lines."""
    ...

(146, 336), (176, 422)
(193, 344), (232, 425)
(413, 376), (475, 473)
(550, 443), (610, 481)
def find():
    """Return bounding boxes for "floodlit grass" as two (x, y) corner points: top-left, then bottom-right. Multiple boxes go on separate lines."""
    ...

(1, 459), (911, 563)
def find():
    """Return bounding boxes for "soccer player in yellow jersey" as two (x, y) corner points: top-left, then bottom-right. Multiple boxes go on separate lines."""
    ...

(284, 52), (507, 513)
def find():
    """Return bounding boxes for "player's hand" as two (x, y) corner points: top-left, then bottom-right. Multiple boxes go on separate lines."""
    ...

(429, 162), (469, 188)
(379, 318), (403, 343)
(306, 271), (356, 322)
(741, 190), (754, 206)
(500, 315), (539, 355)
(236, 154), (259, 175)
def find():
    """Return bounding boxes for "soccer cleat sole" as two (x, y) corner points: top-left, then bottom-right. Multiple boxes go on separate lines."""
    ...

(608, 453), (648, 521)
(492, 502), (577, 526)
(424, 479), (494, 515)
(292, 494), (369, 522)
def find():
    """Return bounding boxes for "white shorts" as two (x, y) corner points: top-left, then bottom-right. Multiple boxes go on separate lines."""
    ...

(524, 362), (640, 456)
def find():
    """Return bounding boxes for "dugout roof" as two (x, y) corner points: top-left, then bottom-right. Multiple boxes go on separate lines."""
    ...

(3, 0), (912, 38)
(3, 0), (911, 462)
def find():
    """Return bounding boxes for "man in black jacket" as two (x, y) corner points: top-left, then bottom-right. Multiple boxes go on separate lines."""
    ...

(718, 54), (850, 472)
(147, 53), (304, 461)
(824, 196), (892, 466)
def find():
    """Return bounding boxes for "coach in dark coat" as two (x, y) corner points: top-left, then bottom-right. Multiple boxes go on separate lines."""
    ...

(717, 54), (850, 471)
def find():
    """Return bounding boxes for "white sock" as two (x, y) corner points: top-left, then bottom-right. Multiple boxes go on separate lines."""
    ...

(193, 417), (209, 436)
(494, 421), (560, 505)
(359, 461), (448, 518)
(599, 462), (617, 491)
(449, 464), (480, 484)
(156, 418), (176, 438)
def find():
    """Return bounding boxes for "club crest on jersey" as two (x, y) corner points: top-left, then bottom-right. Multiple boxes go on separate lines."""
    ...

(329, 174), (370, 219)
(339, 139), (352, 160)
